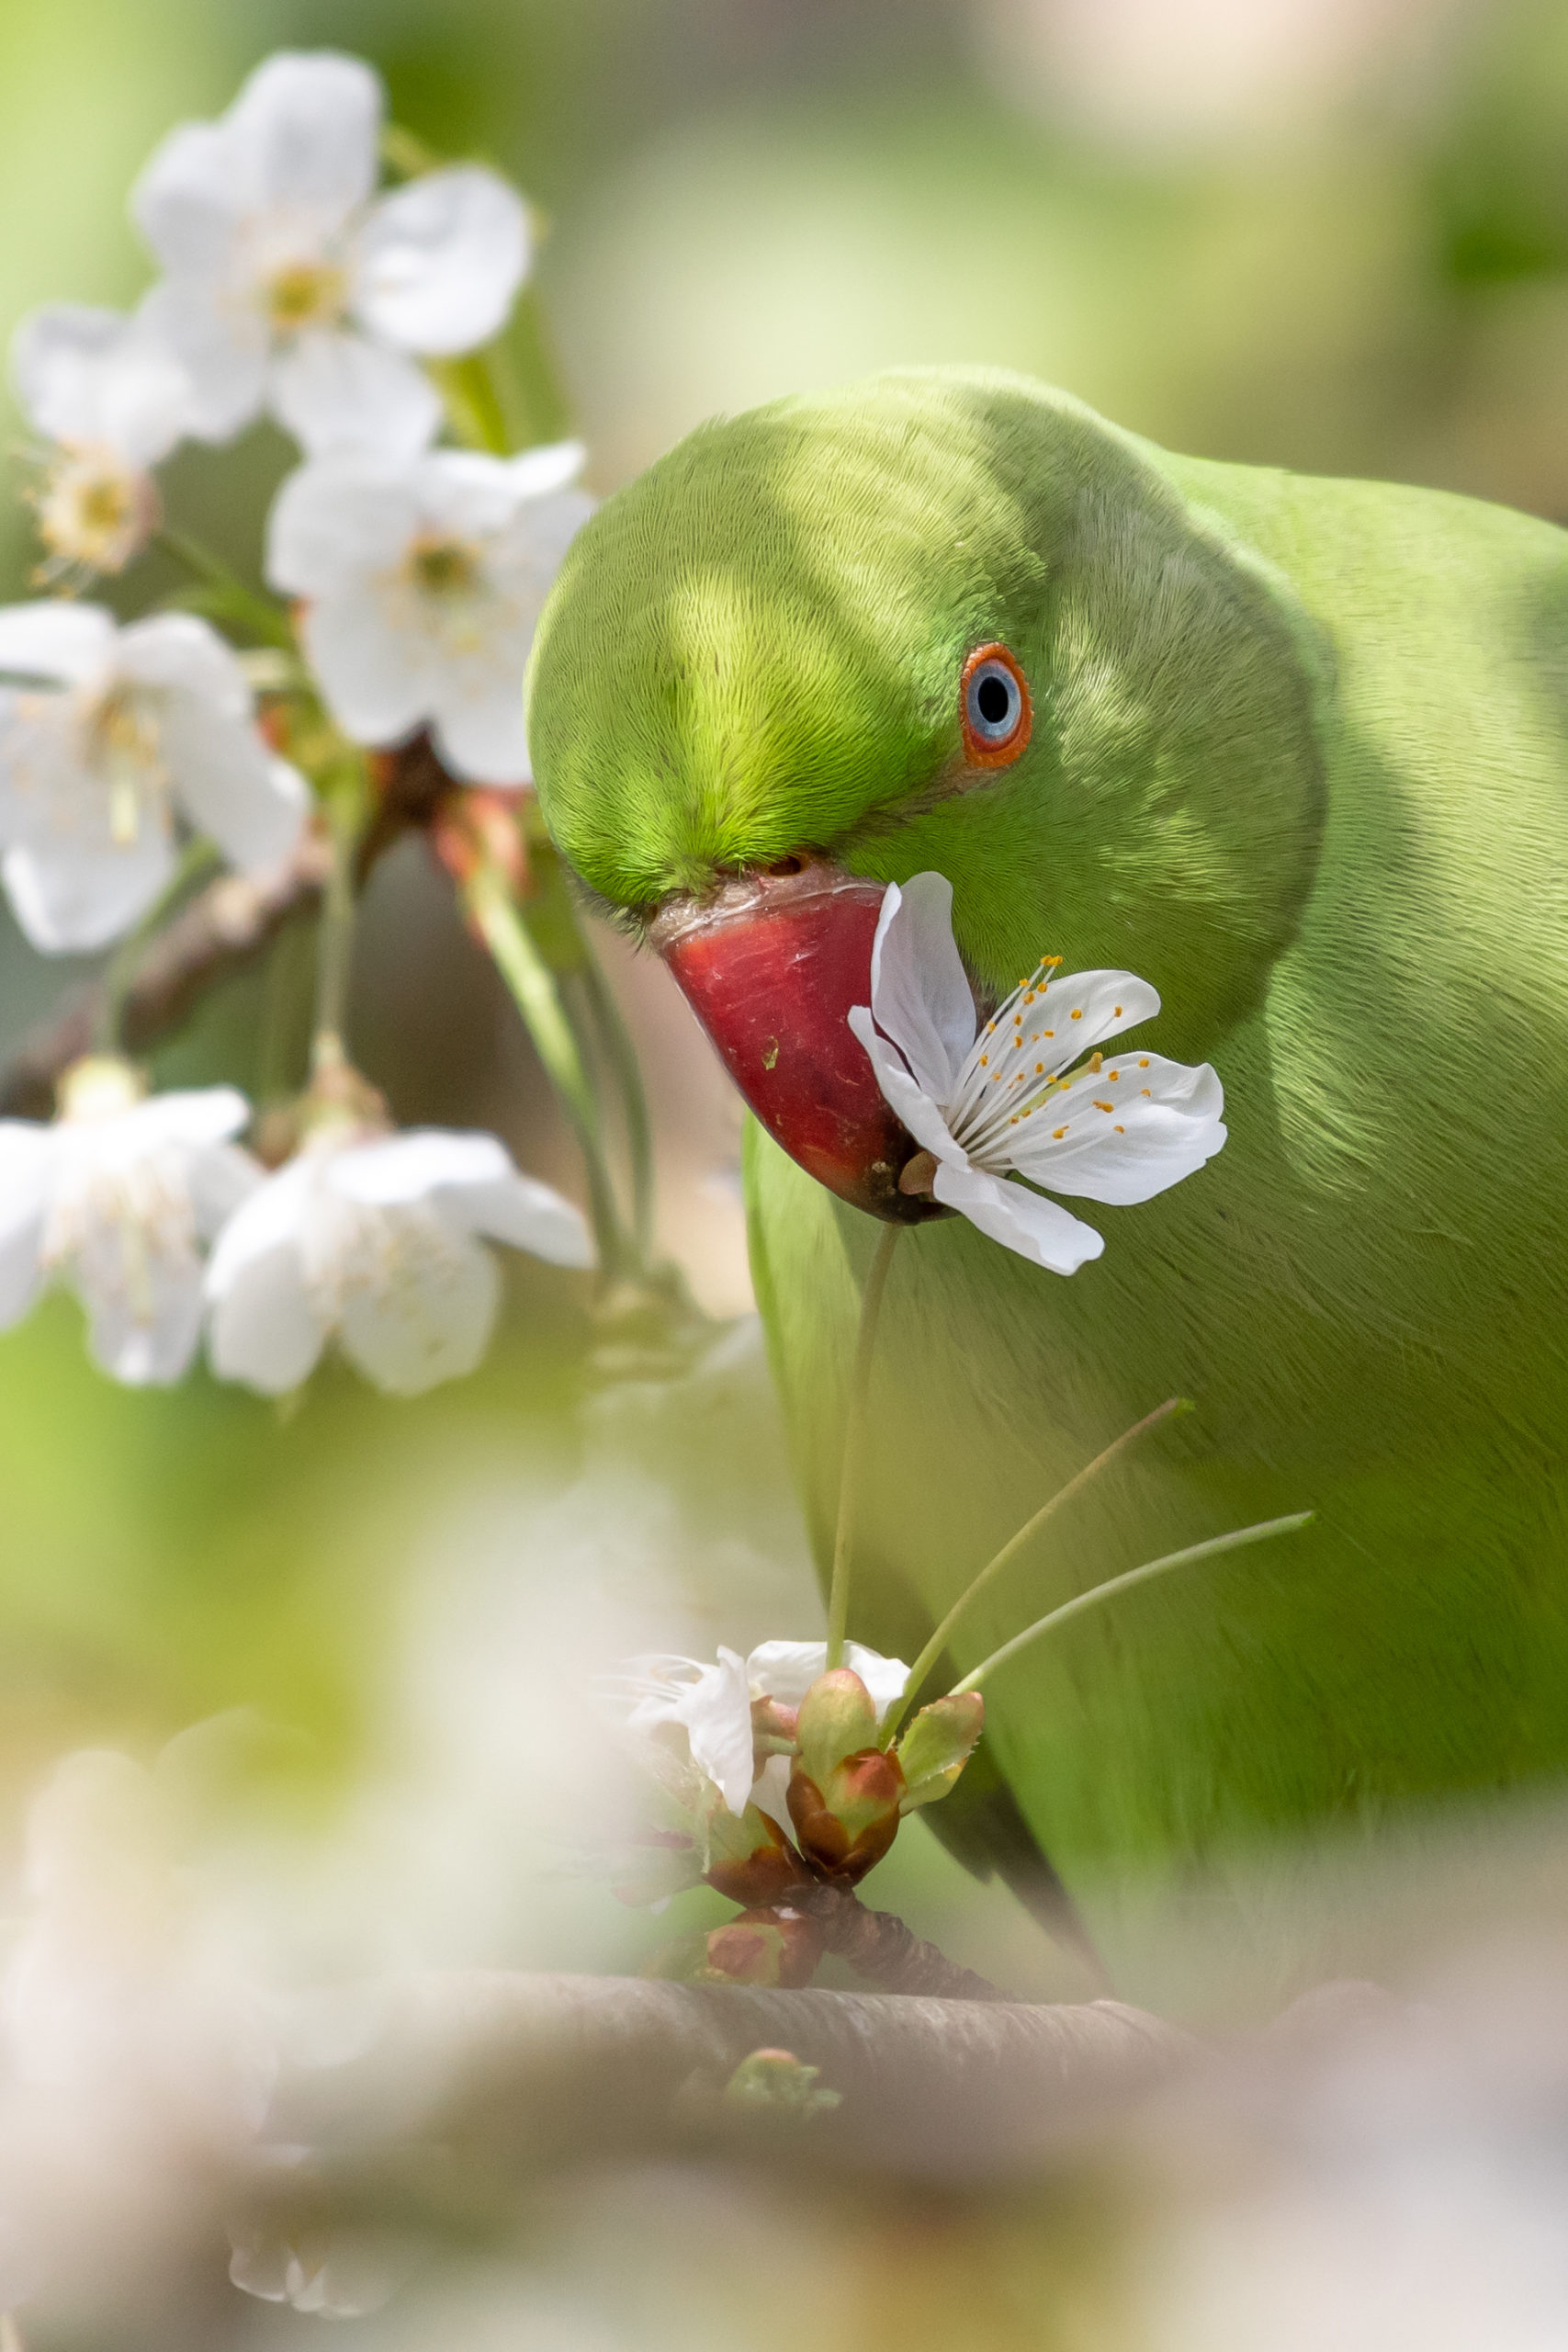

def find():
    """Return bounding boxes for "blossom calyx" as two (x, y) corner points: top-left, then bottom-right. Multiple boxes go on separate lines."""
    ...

(702, 1803), (803, 1909)
(894, 1691), (986, 1813)
(786, 1746), (906, 1882)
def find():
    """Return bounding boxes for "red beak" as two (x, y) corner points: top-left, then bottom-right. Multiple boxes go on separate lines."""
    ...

(650, 860), (942, 1222)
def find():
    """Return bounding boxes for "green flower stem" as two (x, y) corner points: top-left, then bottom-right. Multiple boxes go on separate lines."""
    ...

(570, 940), (657, 1262)
(825, 1221), (903, 1670)
(94, 837), (223, 1056)
(881, 1396), (1191, 1742)
(949, 1513), (1314, 1699)
(464, 861), (631, 1278)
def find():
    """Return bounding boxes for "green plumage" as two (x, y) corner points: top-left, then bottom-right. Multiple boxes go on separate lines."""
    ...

(529, 368), (1568, 1975)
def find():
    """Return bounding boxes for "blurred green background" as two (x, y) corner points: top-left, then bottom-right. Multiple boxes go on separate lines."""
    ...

(2, 0), (1568, 1991)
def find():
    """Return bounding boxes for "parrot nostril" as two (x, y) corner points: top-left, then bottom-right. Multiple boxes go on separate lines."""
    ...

(759, 854), (807, 877)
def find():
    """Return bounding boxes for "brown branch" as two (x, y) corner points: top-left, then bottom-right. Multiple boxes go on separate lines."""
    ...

(0, 835), (333, 1119)
(795, 1880), (1011, 2001)
(267, 1971), (1194, 2177)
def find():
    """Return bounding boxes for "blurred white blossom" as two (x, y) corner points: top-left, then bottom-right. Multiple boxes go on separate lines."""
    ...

(0, 601), (308, 952)
(206, 1124), (593, 1397)
(11, 303), (191, 578)
(132, 51), (530, 459)
(0, 1058), (260, 1385)
(266, 440), (591, 782)
(625, 1639), (909, 1818)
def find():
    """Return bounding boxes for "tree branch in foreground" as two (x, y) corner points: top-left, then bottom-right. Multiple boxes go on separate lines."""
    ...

(271, 1973), (1195, 2177)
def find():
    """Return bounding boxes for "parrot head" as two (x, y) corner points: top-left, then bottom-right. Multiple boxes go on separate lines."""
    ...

(527, 368), (1328, 1218)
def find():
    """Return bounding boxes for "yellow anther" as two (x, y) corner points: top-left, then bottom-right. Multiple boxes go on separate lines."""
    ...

(1043, 1029), (1054, 1038)
(1114, 1004), (1122, 1017)
(1138, 1057), (1149, 1069)
(1089, 1051), (1102, 1074)
(979, 1054), (988, 1067)
(1053, 1125), (1067, 1139)
(1094, 1100), (1112, 1113)
(1108, 1069), (1119, 1080)
(1140, 1088), (1151, 1097)
(1070, 1010), (1083, 1021)
(1113, 1124), (1124, 1134)
(1033, 1062), (1043, 1074)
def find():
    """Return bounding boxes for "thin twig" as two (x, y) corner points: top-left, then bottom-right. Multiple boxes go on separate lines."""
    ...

(795, 1880), (1010, 2002)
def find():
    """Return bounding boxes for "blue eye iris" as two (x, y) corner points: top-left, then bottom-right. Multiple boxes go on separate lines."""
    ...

(966, 658), (1021, 743)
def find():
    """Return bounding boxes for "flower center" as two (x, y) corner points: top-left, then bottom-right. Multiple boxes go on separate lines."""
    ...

(265, 260), (346, 335)
(405, 533), (483, 601)
(83, 685), (166, 847)
(35, 452), (157, 579)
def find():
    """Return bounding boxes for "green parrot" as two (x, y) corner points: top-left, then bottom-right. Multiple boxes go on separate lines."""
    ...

(525, 366), (1568, 1981)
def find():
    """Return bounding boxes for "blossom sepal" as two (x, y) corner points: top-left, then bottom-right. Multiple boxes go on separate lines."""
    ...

(893, 1691), (986, 1813)
(786, 1746), (906, 1883)
(701, 1802), (803, 1910)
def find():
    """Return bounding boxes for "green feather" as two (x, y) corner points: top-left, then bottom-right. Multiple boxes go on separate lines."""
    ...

(531, 367), (1568, 1984)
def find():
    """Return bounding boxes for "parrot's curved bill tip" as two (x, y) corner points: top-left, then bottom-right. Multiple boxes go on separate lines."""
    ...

(650, 861), (945, 1223)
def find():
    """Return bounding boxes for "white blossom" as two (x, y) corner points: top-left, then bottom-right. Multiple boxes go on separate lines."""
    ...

(0, 1058), (260, 1386)
(850, 872), (1226, 1273)
(265, 439), (591, 783)
(131, 51), (529, 459)
(205, 1123), (593, 1398)
(0, 602), (308, 953)
(624, 1640), (910, 1819)
(11, 304), (191, 577)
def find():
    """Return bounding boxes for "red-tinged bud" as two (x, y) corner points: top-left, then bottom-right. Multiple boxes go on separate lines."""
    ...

(750, 1694), (800, 1753)
(704, 1809), (802, 1908)
(705, 1905), (823, 1989)
(796, 1669), (878, 1784)
(432, 786), (530, 896)
(786, 1747), (906, 1883)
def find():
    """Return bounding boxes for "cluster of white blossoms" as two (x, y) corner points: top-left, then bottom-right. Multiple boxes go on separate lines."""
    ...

(0, 1057), (592, 1394)
(4, 48), (586, 954)
(0, 51), (604, 1396)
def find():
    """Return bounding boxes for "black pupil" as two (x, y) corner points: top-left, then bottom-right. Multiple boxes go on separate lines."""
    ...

(976, 673), (1012, 727)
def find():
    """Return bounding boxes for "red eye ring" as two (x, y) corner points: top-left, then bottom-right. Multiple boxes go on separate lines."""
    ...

(960, 642), (1032, 769)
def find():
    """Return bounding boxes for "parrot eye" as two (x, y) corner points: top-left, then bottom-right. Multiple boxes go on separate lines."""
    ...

(960, 643), (1032, 768)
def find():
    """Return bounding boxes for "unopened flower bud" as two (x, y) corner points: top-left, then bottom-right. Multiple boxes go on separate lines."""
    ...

(895, 1690), (985, 1811)
(796, 1668), (878, 1783)
(705, 1905), (822, 1989)
(723, 2047), (840, 2118)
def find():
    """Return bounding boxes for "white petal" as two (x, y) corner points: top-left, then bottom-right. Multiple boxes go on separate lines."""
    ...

(270, 330), (440, 461)
(336, 1216), (500, 1396)
(0, 602), (115, 687)
(11, 305), (189, 467)
(749, 1752), (794, 1836)
(223, 51), (380, 229)
(297, 595), (427, 749)
(3, 830), (174, 954)
(121, 1085), (251, 1151)
(165, 715), (308, 876)
(931, 1159), (1104, 1274)
(205, 1167), (325, 1394)
(1009, 1055), (1227, 1205)
(446, 1170), (593, 1269)
(186, 1143), (265, 1239)
(138, 281), (267, 445)
(265, 456), (421, 596)
(1032, 968), (1161, 1057)
(847, 1007), (966, 1163)
(78, 1250), (206, 1387)
(745, 1638), (908, 1721)
(0, 1125), (54, 1327)
(130, 120), (247, 277)
(354, 167), (529, 355)
(327, 1128), (511, 1204)
(430, 690), (533, 787)
(117, 610), (249, 713)
(681, 1648), (758, 1816)
(329, 1130), (592, 1268)
(504, 440), (587, 500)
(867, 873), (976, 1100)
